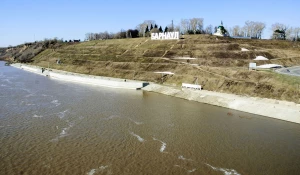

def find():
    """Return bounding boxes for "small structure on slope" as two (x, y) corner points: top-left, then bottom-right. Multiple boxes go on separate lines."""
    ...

(182, 77), (201, 90)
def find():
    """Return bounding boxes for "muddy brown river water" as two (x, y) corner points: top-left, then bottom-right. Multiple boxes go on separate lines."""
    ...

(1, 61), (300, 175)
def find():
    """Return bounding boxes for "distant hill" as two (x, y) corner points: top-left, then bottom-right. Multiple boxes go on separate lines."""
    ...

(7, 35), (300, 103)
(0, 47), (6, 58)
(0, 39), (69, 62)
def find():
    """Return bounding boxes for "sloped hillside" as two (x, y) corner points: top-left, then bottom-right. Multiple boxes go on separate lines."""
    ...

(0, 39), (67, 63)
(22, 35), (300, 103)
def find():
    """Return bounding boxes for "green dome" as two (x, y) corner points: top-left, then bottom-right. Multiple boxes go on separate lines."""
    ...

(218, 26), (224, 29)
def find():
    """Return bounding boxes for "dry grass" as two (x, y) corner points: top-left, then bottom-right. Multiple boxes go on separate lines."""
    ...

(28, 35), (300, 103)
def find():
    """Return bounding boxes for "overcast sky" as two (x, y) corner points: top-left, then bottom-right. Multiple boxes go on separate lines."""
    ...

(1, 0), (299, 47)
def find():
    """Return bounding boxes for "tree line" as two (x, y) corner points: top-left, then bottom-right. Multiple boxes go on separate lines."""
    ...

(271, 23), (300, 40)
(228, 21), (265, 39)
(85, 19), (300, 41)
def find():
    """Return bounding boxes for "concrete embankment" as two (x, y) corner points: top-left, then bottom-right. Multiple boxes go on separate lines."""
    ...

(142, 84), (300, 124)
(11, 63), (148, 90)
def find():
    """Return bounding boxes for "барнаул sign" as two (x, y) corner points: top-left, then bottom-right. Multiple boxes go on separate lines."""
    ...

(151, 32), (179, 40)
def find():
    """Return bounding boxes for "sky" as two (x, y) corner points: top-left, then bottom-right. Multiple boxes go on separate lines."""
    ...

(1, 0), (299, 47)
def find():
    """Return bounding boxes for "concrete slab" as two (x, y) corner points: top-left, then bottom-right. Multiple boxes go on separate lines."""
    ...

(11, 64), (148, 90)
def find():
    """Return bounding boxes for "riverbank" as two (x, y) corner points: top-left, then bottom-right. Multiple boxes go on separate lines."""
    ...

(10, 63), (148, 90)
(10, 63), (300, 124)
(3, 60), (300, 175)
(142, 84), (300, 124)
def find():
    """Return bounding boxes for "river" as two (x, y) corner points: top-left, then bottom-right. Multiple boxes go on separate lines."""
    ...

(1, 61), (300, 175)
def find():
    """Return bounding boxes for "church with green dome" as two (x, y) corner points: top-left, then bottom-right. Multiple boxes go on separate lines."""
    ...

(213, 21), (229, 37)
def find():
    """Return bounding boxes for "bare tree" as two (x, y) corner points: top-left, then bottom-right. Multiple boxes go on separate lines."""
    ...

(85, 33), (94, 41)
(144, 20), (156, 28)
(166, 22), (180, 33)
(113, 29), (126, 39)
(174, 25), (181, 33)
(180, 19), (190, 34)
(99, 31), (111, 39)
(190, 18), (204, 34)
(232, 25), (242, 36)
(85, 31), (114, 41)
(166, 24), (173, 32)
(136, 23), (147, 37)
(204, 25), (213, 34)
(285, 27), (300, 40)
(136, 20), (156, 37)
(239, 21), (266, 38)
(196, 18), (204, 32)
(294, 27), (300, 40)
(255, 22), (266, 39)
(244, 21), (253, 37)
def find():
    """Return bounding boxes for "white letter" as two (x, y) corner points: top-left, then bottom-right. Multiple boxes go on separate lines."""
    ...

(151, 33), (155, 40)
(159, 33), (163, 40)
(170, 32), (175, 39)
(175, 32), (179, 39)
(166, 32), (171, 39)
(155, 33), (159, 40)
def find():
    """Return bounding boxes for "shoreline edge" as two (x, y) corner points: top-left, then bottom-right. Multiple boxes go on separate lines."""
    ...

(11, 63), (300, 124)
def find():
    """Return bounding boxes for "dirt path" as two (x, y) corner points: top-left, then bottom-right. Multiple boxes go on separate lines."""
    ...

(120, 39), (149, 56)
(276, 66), (300, 77)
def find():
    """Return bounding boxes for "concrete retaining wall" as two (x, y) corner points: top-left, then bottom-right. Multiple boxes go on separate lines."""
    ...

(11, 64), (148, 90)
(143, 84), (300, 124)
(49, 71), (147, 89)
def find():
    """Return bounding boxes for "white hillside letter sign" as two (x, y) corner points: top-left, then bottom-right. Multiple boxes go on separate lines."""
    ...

(151, 32), (179, 40)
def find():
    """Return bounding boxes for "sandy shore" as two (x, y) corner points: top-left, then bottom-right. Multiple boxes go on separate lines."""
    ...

(142, 84), (300, 124)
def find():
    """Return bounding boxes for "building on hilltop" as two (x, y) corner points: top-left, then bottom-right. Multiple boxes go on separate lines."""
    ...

(213, 21), (229, 37)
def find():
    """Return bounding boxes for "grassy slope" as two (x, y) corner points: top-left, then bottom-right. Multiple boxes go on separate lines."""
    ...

(31, 35), (300, 103)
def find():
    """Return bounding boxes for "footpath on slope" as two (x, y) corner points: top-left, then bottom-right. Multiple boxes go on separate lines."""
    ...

(142, 84), (300, 124)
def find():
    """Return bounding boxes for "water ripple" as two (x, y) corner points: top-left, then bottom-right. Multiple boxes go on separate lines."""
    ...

(128, 118), (144, 125)
(153, 138), (167, 152)
(206, 163), (241, 175)
(178, 155), (193, 161)
(174, 165), (197, 173)
(87, 165), (110, 175)
(130, 131), (145, 142)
